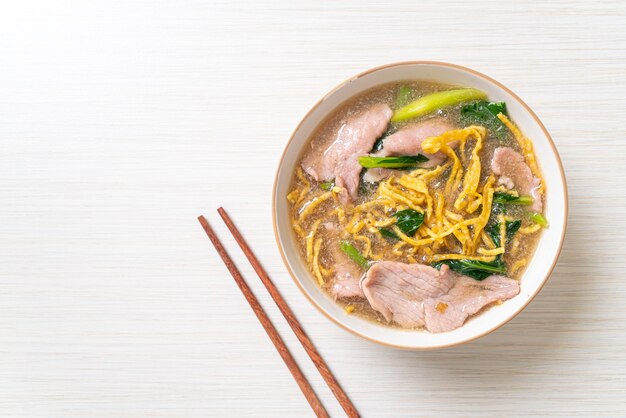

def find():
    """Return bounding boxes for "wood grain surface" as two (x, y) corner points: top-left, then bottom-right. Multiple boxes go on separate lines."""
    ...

(1, 1), (625, 417)
(217, 208), (359, 418)
(198, 215), (330, 418)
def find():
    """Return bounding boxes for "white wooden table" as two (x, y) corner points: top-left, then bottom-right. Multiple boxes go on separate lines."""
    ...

(1, 1), (625, 416)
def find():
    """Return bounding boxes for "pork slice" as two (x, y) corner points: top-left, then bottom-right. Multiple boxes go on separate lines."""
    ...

(491, 146), (543, 212)
(328, 253), (365, 300)
(301, 103), (392, 204)
(377, 118), (455, 167)
(361, 262), (455, 328)
(323, 223), (365, 300)
(361, 119), (455, 184)
(362, 261), (520, 332)
(423, 274), (520, 333)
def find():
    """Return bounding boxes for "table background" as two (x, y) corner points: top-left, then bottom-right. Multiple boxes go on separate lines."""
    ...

(2, 1), (625, 417)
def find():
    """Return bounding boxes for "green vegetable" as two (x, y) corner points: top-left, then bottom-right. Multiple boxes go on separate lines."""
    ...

(485, 220), (522, 248)
(339, 241), (369, 270)
(372, 136), (385, 152)
(493, 192), (534, 205)
(433, 258), (506, 281)
(460, 101), (509, 141)
(378, 228), (399, 241)
(358, 155), (428, 169)
(492, 202), (507, 216)
(391, 88), (487, 123)
(394, 85), (413, 109)
(393, 209), (424, 236)
(371, 127), (396, 153)
(528, 212), (549, 227)
(320, 180), (334, 191)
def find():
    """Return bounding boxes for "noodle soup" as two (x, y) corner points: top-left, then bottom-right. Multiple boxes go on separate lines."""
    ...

(287, 81), (546, 333)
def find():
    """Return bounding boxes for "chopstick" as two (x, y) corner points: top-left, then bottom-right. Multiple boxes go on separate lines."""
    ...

(197, 216), (329, 418)
(216, 207), (360, 418)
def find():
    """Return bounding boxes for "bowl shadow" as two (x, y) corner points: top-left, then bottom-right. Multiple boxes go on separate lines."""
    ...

(366, 204), (587, 403)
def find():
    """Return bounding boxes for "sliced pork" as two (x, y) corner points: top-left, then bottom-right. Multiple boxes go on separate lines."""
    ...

(328, 243), (365, 299)
(328, 261), (364, 300)
(423, 275), (520, 333)
(301, 103), (392, 204)
(323, 223), (365, 300)
(377, 118), (455, 166)
(361, 261), (519, 332)
(362, 118), (454, 183)
(361, 262), (455, 328)
(491, 146), (543, 212)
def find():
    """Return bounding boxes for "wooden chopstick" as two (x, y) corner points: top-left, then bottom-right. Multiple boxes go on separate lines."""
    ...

(197, 215), (329, 418)
(217, 207), (361, 418)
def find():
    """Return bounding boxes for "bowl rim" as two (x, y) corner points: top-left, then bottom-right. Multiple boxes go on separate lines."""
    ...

(272, 60), (568, 350)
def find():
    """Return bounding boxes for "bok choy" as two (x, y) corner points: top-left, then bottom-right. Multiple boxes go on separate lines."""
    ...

(358, 155), (428, 169)
(485, 220), (522, 248)
(378, 228), (400, 241)
(493, 192), (534, 205)
(460, 101), (509, 141)
(339, 241), (369, 270)
(433, 258), (506, 281)
(320, 180), (334, 191)
(392, 88), (487, 122)
(392, 209), (424, 236)
(394, 85), (413, 109)
(528, 212), (549, 227)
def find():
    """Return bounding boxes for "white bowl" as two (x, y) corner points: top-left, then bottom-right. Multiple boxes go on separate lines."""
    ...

(273, 61), (567, 350)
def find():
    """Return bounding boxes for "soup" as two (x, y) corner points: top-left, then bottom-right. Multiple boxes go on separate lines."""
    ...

(287, 81), (546, 333)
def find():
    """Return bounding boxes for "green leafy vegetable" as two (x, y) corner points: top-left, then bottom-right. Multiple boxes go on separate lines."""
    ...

(485, 220), (522, 248)
(505, 220), (522, 239)
(433, 258), (506, 281)
(394, 85), (413, 109)
(372, 137), (385, 152)
(528, 212), (549, 227)
(320, 180), (334, 191)
(358, 155), (428, 169)
(460, 101), (509, 141)
(492, 201), (507, 216)
(372, 126), (396, 152)
(393, 209), (424, 236)
(392, 88), (487, 123)
(378, 228), (399, 241)
(493, 192), (534, 205)
(339, 241), (369, 270)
